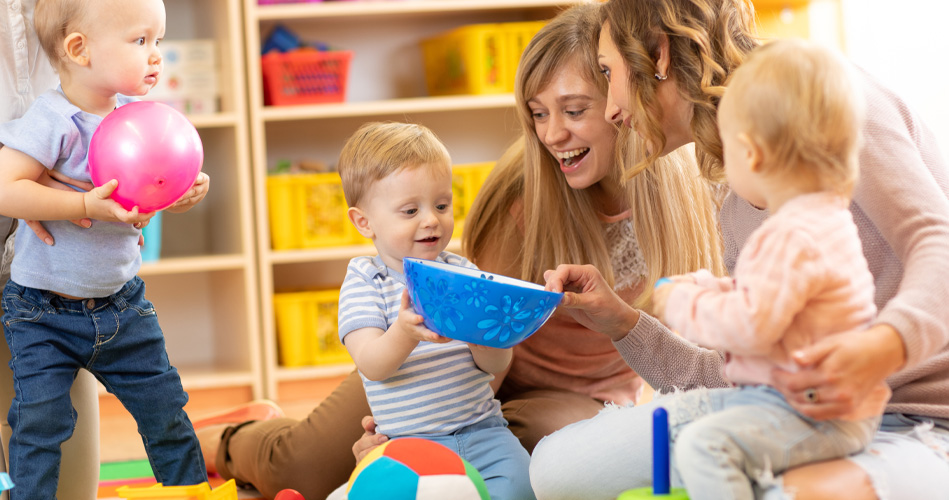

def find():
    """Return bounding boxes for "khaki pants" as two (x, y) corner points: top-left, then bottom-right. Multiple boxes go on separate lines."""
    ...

(216, 370), (605, 500)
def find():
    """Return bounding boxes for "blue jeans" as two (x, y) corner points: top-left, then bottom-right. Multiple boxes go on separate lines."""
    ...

(2, 277), (205, 499)
(327, 415), (535, 500)
(672, 386), (878, 500)
(422, 416), (535, 500)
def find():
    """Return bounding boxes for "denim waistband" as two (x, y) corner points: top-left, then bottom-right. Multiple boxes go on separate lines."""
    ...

(882, 413), (949, 433)
(7, 276), (144, 313)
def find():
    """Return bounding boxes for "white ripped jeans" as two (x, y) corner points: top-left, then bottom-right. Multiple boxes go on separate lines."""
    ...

(530, 387), (949, 500)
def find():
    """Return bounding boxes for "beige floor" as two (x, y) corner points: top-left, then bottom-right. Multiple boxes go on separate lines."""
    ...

(100, 397), (320, 463)
(100, 379), (654, 463)
(99, 376), (346, 464)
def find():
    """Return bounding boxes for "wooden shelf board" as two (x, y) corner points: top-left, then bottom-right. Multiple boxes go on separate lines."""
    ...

(96, 367), (254, 395)
(188, 112), (239, 129)
(138, 254), (249, 276)
(254, 0), (579, 20)
(268, 238), (461, 265)
(276, 363), (355, 381)
(260, 94), (515, 122)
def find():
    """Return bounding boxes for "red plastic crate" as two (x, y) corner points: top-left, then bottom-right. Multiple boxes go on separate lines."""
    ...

(261, 50), (353, 106)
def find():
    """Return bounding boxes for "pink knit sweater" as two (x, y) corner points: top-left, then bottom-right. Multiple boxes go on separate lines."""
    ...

(614, 70), (949, 419)
(664, 193), (890, 420)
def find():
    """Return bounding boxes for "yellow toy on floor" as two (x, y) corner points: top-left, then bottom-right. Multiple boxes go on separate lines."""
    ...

(116, 479), (238, 500)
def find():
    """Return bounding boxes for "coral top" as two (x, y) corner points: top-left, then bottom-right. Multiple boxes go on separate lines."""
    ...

(505, 210), (645, 404)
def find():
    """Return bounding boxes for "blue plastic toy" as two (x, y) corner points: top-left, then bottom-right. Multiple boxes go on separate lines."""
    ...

(615, 408), (689, 499)
(403, 257), (562, 349)
(0, 472), (13, 491)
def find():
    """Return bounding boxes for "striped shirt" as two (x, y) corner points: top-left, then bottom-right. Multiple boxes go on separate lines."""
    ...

(338, 252), (502, 437)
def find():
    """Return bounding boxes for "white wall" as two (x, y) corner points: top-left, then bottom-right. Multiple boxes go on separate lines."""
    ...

(839, 0), (949, 154)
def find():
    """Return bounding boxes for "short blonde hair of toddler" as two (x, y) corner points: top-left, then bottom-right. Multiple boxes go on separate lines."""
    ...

(725, 38), (865, 195)
(34, 0), (94, 71)
(338, 122), (452, 208)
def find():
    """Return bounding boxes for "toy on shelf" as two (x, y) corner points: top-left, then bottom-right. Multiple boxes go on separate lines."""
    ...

(617, 408), (689, 499)
(260, 24), (352, 106)
(345, 437), (489, 500)
(115, 479), (238, 499)
(88, 101), (203, 212)
(0, 472), (13, 491)
(140, 211), (163, 262)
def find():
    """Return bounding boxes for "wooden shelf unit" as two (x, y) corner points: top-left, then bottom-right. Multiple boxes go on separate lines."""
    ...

(243, 0), (575, 398)
(105, 0), (263, 400)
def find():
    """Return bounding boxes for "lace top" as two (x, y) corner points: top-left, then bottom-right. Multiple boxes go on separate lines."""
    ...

(604, 217), (648, 291)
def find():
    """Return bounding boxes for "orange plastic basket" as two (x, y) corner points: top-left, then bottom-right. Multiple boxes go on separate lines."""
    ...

(261, 50), (352, 106)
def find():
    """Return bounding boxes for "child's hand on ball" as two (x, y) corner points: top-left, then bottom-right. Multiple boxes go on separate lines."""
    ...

(83, 179), (155, 225)
(165, 172), (210, 213)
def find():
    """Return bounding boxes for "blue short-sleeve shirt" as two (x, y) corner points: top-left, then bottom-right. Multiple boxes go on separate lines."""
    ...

(0, 89), (141, 297)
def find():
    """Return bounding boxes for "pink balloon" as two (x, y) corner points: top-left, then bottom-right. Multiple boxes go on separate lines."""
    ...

(88, 101), (203, 212)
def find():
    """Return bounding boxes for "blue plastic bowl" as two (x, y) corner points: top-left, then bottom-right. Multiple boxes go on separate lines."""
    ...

(403, 257), (563, 349)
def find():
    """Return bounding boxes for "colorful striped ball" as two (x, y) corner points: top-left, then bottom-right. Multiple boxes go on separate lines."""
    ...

(345, 438), (489, 500)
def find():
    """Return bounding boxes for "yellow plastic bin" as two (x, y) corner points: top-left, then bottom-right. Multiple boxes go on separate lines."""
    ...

(116, 480), (238, 500)
(273, 289), (351, 368)
(267, 172), (362, 250)
(452, 162), (495, 234)
(503, 21), (547, 91)
(421, 23), (509, 96)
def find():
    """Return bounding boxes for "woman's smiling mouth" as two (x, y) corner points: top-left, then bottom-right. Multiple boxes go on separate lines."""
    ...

(556, 147), (590, 168)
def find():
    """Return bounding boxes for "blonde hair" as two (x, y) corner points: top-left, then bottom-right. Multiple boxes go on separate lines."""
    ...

(34, 0), (92, 71)
(726, 39), (864, 195)
(464, 3), (724, 307)
(338, 122), (452, 208)
(600, 0), (759, 183)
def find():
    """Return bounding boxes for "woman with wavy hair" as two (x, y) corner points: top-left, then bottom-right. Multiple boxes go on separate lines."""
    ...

(463, 1), (723, 450)
(533, 0), (949, 499)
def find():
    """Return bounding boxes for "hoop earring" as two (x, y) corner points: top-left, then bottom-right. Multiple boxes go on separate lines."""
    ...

(654, 73), (668, 81)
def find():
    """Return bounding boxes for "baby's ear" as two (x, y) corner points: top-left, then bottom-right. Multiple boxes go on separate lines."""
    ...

(739, 132), (764, 172)
(63, 32), (90, 67)
(348, 206), (374, 239)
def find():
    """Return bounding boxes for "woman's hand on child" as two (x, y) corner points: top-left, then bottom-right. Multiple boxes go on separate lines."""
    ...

(543, 264), (640, 342)
(395, 290), (451, 344)
(772, 324), (905, 420)
(82, 179), (155, 225)
(353, 415), (388, 463)
(165, 172), (210, 213)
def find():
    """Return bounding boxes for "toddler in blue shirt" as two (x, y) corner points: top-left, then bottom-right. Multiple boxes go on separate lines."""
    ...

(0, 0), (208, 496)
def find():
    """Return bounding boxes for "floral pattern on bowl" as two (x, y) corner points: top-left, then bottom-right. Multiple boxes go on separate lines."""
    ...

(403, 257), (563, 349)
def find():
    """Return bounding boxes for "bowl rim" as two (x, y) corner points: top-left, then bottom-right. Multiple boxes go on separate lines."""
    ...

(403, 257), (563, 299)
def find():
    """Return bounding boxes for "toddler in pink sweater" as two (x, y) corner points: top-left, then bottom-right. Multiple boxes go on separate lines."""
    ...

(651, 39), (890, 500)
